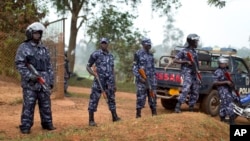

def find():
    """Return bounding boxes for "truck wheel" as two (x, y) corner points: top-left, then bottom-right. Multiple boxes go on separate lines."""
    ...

(201, 90), (220, 116)
(161, 99), (178, 110)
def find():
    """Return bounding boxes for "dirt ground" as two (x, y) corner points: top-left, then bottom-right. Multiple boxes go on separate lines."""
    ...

(0, 80), (250, 140)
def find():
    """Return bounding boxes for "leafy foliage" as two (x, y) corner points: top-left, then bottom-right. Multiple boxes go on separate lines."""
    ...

(0, 0), (48, 79)
(87, 6), (143, 82)
(207, 0), (226, 8)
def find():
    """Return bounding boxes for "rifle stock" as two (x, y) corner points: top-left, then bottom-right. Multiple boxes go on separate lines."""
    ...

(27, 64), (50, 96)
(224, 71), (240, 97)
(138, 68), (155, 101)
(187, 52), (202, 83)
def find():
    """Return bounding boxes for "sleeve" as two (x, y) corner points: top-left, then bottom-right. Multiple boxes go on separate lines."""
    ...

(152, 56), (157, 90)
(87, 52), (97, 67)
(46, 48), (54, 86)
(213, 69), (220, 82)
(14, 44), (34, 81)
(175, 49), (185, 60)
(132, 52), (140, 77)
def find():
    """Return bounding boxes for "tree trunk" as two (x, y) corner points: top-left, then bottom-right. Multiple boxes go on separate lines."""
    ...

(68, 15), (78, 73)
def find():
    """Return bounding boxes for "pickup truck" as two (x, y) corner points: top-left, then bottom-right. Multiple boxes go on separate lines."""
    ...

(155, 47), (250, 116)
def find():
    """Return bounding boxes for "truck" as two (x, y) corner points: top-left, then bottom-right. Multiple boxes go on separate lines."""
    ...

(155, 47), (250, 116)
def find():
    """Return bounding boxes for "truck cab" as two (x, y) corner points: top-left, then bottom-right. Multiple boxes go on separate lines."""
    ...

(156, 47), (250, 116)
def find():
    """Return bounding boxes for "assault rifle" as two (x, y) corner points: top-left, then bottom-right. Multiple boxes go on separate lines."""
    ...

(138, 68), (155, 103)
(27, 64), (50, 96)
(187, 52), (202, 84)
(224, 71), (240, 97)
(92, 66), (109, 104)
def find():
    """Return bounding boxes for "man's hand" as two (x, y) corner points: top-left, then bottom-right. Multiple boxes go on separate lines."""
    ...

(226, 81), (233, 87)
(139, 77), (146, 83)
(30, 75), (38, 82)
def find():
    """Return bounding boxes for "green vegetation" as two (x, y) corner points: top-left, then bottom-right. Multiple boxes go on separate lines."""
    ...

(69, 75), (136, 93)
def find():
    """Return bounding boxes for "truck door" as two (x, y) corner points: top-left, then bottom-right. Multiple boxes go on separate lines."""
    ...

(232, 58), (250, 95)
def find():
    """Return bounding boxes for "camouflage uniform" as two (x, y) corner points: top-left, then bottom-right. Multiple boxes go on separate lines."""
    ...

(87, 49), (117, 112)
(15, 41), (54, 132)
(133, 48), (157, 116)
(175, 48), (200, 107)
(213, 68), (235, 119)
(64, 55), (70, 94)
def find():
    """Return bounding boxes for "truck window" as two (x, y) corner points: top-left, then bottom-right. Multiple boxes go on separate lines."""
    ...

(234, 59), (249, 74)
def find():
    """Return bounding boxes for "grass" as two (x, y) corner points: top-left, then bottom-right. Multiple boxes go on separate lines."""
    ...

(10, 113), (229, 141)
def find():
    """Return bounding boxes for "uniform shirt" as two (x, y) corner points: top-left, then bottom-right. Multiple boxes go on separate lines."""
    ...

(15, 41), (54, 90)
(87, 49), (115, 82)
(213, 67), (231, 91)
(175, 47), (199, 75)
(132, 49), (157, 89)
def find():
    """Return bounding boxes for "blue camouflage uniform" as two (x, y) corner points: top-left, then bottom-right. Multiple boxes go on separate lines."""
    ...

(87, 49), (117, 112)
(64, 55), (70, 94)
(133, 49), (157, 111)
(175, 48), (200, 106)
(15, 41), (54, 131)
(213, 67), (235, 118)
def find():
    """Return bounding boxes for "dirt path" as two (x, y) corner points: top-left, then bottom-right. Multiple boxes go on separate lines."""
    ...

(0, 82), (249, 139)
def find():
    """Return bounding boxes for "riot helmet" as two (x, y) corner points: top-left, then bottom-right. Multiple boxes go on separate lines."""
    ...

(218, 56), (229, 64)
(25, 22), (45, 40)
(186, 34), (199, 47)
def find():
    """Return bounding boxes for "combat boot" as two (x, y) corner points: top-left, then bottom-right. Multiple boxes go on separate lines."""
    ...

(136, 108), (141, 118)
(89, 111), (97, 126)
(229, 117), (235, 125)
(189, 105), (194, 112)
(111, 110), (121, 122)
(175, 102), (181, 113)
(152, 109), (157, 116)
(220, 116), (227, 122)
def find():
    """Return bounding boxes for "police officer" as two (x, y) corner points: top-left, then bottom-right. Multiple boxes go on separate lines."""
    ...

(64, 52), (71, 97)
(86, 37), (121, 126)
(213, 56), (236, 124)
(132, 38), (157, 118)
(15, 22), (56, 134)
(173, 34), (200, 113)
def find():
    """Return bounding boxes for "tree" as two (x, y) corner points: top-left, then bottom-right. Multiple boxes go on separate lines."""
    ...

(207, 0), (226, 8)
(87, 5), (142, 82)
(162, 14), (184, 54)
(0, 0), (48, 78)
(51, 0), (182, 72)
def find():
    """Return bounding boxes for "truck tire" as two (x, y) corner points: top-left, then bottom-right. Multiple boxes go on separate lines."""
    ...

(161, 98), (178, 110)
(200, 90), (220, 116)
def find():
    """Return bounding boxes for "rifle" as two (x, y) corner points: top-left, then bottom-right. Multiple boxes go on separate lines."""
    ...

(187, 52), (202, 84)
(27, 64), (50, 96)
(224, 71), (240, 97)
(138, 68), (155, 102)
(92, 66), (109, 104)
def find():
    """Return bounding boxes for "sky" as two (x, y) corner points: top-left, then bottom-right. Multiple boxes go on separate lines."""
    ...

(134, 0), (250, 48)
(49, 0), (250, 49)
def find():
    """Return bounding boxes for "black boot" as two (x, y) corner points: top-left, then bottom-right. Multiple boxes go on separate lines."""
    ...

(152, 109), (157, 116)
(89, 111), (97, 126)
(189, 105), (194, 112)
(175, 102), (181, 113)
(136, 108), (141, 118)
(111, 110), (121, 122)
(42, 123), (56, 130)
(220, 116), (227, 122)
(229, 117), (235, 125)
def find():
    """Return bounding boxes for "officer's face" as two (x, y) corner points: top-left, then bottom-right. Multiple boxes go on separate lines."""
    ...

(100, 42), (108, 51)
(143, 44), (151, 51)
(32, 31), (41, 41)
